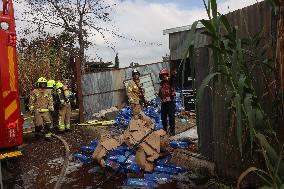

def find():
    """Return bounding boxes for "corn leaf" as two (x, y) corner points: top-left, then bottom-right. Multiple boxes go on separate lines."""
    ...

(181, 20), (199, 65)
(196, 73), (220, 107)
(237, 167), (268, 188)
(238, 74), (246, 97)
(234, 94), (243, 156)
(256, 133), (284, 181)
(211, 0), (217, 20)
(220, 15), (231, 33)
(200, 19), (216, 38)
(274, 145), (284, 184)
(244, 94), (254, 155)
(202, 0), (211, 19)
(259, 186), (275, 189)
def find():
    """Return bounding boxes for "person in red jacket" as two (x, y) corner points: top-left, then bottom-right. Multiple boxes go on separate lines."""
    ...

(158, 69), (176, 136)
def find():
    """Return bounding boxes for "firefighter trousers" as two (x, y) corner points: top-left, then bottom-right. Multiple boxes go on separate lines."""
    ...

(34, 112), (52, 133)
(161, 101), (175, 136)
(58, 104), (71, 130)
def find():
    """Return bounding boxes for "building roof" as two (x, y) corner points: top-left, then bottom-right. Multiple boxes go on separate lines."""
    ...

(163, 23), (204, 35)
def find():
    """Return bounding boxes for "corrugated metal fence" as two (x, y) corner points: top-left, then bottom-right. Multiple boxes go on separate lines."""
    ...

(81, 62), (170, 120)
(194, 1), (276, 180)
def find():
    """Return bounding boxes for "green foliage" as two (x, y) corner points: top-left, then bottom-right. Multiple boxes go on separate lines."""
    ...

(183, 0), (283, 187)
(18, 33), (74, 99)
(194, 0), (277, 157)
(237, 134), (284, 188)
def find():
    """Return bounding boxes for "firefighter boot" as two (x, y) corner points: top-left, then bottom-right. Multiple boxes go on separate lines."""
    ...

(58, 124), (65, 132)
(65, 123), (71, 131)
(44, 123), (53, 141)
(58, 115), (65, 132)
(34, 125), (43, 139)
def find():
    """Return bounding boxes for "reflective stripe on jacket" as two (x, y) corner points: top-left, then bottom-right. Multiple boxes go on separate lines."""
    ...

(29, 89), (54, 112)
(127, 79), (144, 104)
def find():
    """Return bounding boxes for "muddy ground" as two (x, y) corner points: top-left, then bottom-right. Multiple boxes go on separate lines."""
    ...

(2, 119), (211, 189)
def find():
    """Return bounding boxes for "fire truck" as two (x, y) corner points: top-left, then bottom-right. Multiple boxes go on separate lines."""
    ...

(0, 0), (23, 160)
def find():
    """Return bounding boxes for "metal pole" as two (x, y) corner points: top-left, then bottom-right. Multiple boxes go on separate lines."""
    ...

(75, 56), (84, 123)
(0, 160), (3, 189)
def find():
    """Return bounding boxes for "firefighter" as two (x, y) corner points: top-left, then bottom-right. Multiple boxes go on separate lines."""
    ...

(127, 69), (147, 119)
(47, 79), (57, 126)
(47, 80), (56, 92)
(29, 77), (54, 139)
(158, 69), (176, 136)
(56, 81), (75, 132)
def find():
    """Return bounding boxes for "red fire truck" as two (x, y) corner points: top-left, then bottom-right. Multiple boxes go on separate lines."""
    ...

(0, 0), (23, 159)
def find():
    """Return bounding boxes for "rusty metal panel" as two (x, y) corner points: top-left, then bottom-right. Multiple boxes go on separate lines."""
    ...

(277, 3), (284, 138)
(211, 1), (275, 180)
(169, 28), (209, 61)
(82, 69), (127, 120)
(193, 47), (214, 160)
(278, 4), (284, 92)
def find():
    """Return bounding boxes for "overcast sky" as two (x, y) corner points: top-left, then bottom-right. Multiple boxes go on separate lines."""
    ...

(14, 0), (261, 68)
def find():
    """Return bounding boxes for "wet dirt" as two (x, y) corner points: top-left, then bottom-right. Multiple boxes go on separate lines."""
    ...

(3, 124), (210, 189)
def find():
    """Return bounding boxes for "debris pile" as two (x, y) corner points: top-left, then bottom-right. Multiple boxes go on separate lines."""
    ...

(73, 93), (195, 187)
(175, 91), (184, 115)
(115, 106), (133, 129)
(73, 140), (189, 188)
(115, 99), (163, 130)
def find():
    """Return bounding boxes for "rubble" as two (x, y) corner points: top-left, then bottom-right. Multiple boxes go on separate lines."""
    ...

(72, 93), (198, 187)
(92, 106), (119, 120)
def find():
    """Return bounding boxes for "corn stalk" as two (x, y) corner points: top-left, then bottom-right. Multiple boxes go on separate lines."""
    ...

(182, 0), (284, 187)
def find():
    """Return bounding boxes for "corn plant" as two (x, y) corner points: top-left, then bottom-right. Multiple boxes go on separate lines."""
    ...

(237, 133), (284, 188)
(194, 0), (279, 156)
(181, 0), (284, 187)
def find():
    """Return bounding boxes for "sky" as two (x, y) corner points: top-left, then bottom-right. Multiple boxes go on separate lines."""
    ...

(14, 0), (262, 68)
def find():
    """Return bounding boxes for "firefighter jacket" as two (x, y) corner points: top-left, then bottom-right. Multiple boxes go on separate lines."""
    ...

(56, 88), (76, 106)
(47, 88), (56, 97)
(127, 79), (145, 104)
(158, 81), (176, 103)
(29, 89), (54, 113)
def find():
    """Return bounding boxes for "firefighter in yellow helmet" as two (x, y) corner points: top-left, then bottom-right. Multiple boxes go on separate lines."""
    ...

(47, 80), (56, 92)
(47, 79), (57, 125)
(29, 77), (54, 139)
(55, 81), (76, 132)
(127, 69), (148, 118)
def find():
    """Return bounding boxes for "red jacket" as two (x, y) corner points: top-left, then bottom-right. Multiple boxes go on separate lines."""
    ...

(158, 81), (176, 103)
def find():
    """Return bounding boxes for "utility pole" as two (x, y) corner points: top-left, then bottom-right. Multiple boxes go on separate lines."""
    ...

(74, 55), (84, 123)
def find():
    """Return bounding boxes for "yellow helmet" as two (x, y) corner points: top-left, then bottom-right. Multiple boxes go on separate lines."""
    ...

(47, 80), (56, 88)
(56, 82), (63, 89)
(37, 77), (47, 83)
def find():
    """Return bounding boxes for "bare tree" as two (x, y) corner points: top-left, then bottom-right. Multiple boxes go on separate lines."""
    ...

(19, 0), (115, 72)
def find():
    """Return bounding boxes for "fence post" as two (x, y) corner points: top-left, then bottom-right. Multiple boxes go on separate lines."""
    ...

(75, 56), (84, 123)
